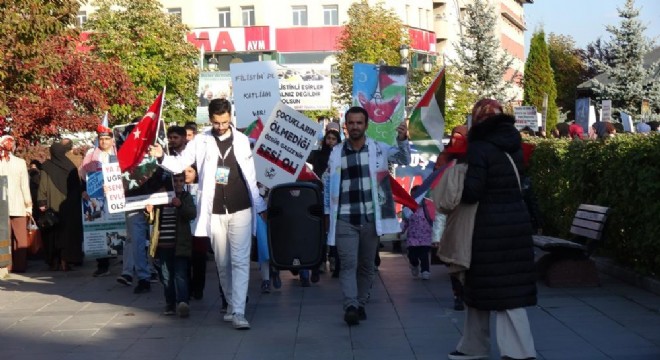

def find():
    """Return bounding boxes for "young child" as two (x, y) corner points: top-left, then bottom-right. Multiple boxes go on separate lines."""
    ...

(400, 185), (434, 280)
(146, 173), (197, 318)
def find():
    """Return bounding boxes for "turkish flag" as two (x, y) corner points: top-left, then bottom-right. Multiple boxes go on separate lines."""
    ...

(117, 91), (164, 172)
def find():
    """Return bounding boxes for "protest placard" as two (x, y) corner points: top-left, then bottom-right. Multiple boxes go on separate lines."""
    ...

(602, 99), (612, 122)
(230, 61), (280, 128)
(278, 65), (332, 111)
(513, 106), (538, 130)
(195, 71), (233, 124)
(621, 112), (634, 132)
(82, 170), (127, 259)
(253, 102), (322, 188)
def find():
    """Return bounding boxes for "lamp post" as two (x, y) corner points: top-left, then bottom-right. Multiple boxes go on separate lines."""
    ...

(208, 57), (218, 71)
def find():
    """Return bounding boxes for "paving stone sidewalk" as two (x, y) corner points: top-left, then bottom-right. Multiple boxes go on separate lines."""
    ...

(1, 251), (659, 360)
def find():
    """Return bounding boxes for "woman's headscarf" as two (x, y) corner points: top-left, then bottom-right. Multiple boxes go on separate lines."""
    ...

(471, 98), (503, 125)
(0, 135), (16, 161)
(42, 142), (77, 194)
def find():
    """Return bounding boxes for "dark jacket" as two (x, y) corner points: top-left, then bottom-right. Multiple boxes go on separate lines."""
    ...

(461, 114), (537, 311)
(150, 191), (197, 258)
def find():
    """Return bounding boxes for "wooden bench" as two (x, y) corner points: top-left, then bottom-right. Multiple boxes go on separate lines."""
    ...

(534, 204), (610, 287)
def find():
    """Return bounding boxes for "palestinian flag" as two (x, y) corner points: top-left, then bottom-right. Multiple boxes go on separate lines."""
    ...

(409, 67), (446, 151)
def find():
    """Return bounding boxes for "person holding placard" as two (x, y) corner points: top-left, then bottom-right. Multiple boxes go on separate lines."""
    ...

(324, 106), (410, 326)
(79, 125), (116, 277)
(148, 98), (266, 330)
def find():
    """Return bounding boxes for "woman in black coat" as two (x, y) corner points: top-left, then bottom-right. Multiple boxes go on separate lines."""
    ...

(448, 99), (536, 360)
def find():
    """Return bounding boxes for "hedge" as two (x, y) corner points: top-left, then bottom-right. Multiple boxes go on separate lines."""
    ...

(527, 134), (660, 277)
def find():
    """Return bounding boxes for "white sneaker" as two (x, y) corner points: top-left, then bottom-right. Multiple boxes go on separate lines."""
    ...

(409, 264), (419, 278)
(223, 306), (234, 322)
(421, 271), (430, 280)
(232, 313), (250, 329)
(177, 302), (189, 318)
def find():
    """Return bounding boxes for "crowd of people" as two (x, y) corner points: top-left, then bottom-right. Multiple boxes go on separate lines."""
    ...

(6, 96), (659, 359)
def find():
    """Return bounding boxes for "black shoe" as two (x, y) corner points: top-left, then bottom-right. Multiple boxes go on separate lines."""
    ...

(310, 271), (320, 283)
(116, 274), (133, 286)
(133, 279), (151, 294)
(344, 306), (359, 326)
(191, 290), (203, 300)
(358, 306), (367, 321)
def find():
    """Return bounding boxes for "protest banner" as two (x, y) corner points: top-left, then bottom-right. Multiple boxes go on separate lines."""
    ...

(601, 99), (612, 122)
(196, 71), (233, 124)
(513, 106), (538, 130)
(278, 65), (332, 111)
(575, 97), (591, 133)
(352, 63), (407, 145)
(112, 120), (173, 212)
(621, 112), (634, 133)
(253, 102), (322, 189)
(82, 170), (127, 259)
(230, 61), (280, 128)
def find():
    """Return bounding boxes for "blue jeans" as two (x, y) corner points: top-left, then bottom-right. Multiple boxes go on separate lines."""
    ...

(125, 210), (150, 281)
(156, 248), (190, 305)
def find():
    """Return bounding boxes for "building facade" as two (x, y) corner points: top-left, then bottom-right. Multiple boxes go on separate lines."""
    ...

(79, 0), (532, 102)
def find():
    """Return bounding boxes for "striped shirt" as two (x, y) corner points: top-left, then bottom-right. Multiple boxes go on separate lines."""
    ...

(338, 141), (374, 225)
(157, 205), (177, 248)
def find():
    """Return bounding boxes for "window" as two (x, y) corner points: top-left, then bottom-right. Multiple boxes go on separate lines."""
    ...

(167, 8), (181, 22)
(242, 6), (255, 26)
(419, 8), (424, 28)
(76, 11), (87, 27)
(218, 7), (230, 27)
(292, 6), (307, 26)
(323, 5), (338, 25)
(405, 5), (410, 24)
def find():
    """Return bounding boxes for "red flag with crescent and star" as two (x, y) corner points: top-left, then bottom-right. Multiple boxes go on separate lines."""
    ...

(117, 91), (164, 172)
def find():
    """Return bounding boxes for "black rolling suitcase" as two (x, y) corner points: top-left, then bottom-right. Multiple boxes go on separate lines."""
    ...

(267, 182), (324, 270)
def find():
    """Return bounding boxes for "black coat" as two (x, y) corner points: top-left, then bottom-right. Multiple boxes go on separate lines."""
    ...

(461, 114), (537, 311)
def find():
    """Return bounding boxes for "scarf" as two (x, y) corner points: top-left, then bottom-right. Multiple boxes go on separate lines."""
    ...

(42, 142), (77, 194)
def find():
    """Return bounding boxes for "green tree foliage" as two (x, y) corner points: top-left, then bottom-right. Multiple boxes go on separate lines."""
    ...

(451, 0), (515, 101)
(547, 34), (584, 120)
(85, 0), (200, 123)
(528, 135), (660, 277)
(524, 30), (558, 132)
(593, 0), (659, 116)
(0, 0), (79, 115)
(336, 0), (408, 104)
(445, 65), (477, 133)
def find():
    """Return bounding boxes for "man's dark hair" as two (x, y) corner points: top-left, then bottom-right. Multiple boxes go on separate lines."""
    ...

(344, 106), (369, 123)
(648, 121), (659, 131)
(209, 98), (231, 118)
(167, 126), (186, 137)
(184, 121), (198, 133)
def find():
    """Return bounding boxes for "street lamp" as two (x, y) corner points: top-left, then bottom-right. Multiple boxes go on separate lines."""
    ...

(400, 58), (410, 70)
(399, 44), (410, 60)
(208, 57), (218, 71)
(422, 55), (433, 74)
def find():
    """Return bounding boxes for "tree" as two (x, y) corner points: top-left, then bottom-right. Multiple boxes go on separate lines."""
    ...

(0, 0), (79, 116)
(0, 0), (143, 146)
(593, 0), (659, 116)
(450, 0), (515, 102)
(336, 0), (408, 104)
(445, 65), (478, 133)
(579, 38), (615, 81)
(547, 34), (584, 120)
(8, 37), (143, 143)
(524, 30), (558, 132)
(84, 0), (200, 123)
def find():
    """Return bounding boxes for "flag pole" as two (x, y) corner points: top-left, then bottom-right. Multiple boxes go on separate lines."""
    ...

(153, 85), (167, 146)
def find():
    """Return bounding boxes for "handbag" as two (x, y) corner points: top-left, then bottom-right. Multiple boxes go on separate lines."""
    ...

(27, 215), (43, 255)
(37, 208), (59, 229)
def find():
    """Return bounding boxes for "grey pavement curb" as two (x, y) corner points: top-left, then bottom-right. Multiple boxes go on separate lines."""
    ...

(594, 255), (660, 296)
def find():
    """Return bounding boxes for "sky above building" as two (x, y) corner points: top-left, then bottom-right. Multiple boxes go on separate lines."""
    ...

(524, 0), (660, 54)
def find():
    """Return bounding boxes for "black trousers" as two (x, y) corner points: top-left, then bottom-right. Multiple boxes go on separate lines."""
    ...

(407, 246), (431, 273)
